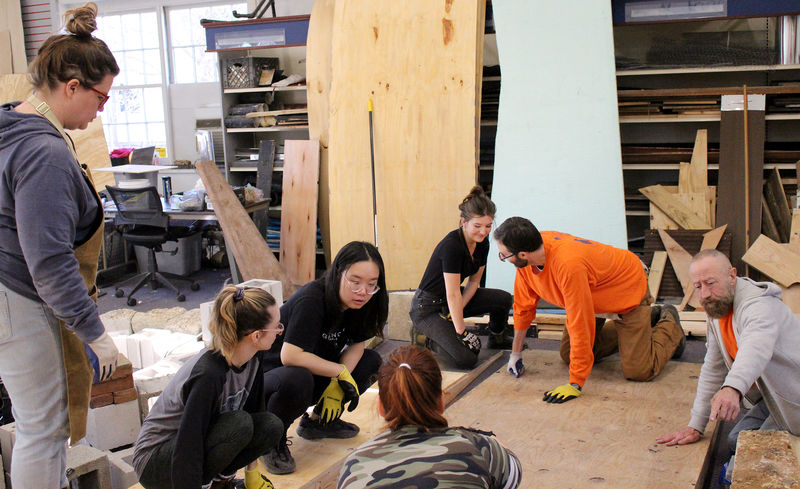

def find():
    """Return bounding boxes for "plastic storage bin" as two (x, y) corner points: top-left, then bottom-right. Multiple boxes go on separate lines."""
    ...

(134, 231), (202, 277)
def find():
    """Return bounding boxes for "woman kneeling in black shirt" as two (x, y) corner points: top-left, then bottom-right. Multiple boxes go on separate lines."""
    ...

(259, 241), (388, 475)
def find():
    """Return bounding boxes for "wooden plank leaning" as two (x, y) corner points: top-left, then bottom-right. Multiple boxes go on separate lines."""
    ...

(195, 161), (295, 299)
(280, 140), (320, 286)
(641, 185), (708, 229)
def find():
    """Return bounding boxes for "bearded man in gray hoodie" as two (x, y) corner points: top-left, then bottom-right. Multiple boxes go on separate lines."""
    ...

(656, 249), (800, 450)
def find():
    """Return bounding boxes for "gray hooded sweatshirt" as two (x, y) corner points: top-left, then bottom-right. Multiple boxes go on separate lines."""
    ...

(689, 277), (800, 436)
(0, 102), (104, 343)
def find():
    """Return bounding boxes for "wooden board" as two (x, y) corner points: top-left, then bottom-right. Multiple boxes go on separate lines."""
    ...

(649, 251), (668, 299)
(690, 129), (708, 192)
(641, 185), (708, 229)
(0, 31), (12, 74)
(267, 357), (503, 489)
(764, 169), (792, 242)
(742, 234), (800, 288)
(650, 186), (715, 230)
(791, 209), (800, 244)
(280, 140), (320, 286)
(446, 350), (714, 489)
(731, 430), (800, 489)
(324, 0), (483, 289)
(306, 0), (335, 264)
(717, 108), (765, 272)
(0, 0), (26, 74)
(658, 229), (700, 309)
(762, 195), (782, 243)
(195, 161), (295, 298)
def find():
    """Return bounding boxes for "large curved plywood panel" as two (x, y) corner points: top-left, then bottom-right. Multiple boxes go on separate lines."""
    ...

(326, 0), (484, 290)
(486, 2), (627, 293)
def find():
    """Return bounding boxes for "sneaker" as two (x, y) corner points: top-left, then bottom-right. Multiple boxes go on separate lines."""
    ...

(487, 331), (513, 349)
(260, 440), (296, 475)
(296, 412), (359, 440)
(649, 304), (662, 327)
(660, 304), (686, 359)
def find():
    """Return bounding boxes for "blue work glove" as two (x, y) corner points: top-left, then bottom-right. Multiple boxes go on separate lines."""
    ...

(508, 352), (524, 378)
(543, 383), (581, 403)
(337, 365), (360, 412)
(84, 332), (119, 383)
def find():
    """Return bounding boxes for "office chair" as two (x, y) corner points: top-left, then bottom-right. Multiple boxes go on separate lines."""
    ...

(105, 185), (199, 306)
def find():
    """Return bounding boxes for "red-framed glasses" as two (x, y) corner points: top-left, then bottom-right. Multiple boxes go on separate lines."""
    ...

(88, 86), (110, 110)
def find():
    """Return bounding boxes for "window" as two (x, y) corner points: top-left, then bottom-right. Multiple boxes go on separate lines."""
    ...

(167, 3), (246, 84)
(95, 10), (168, 150)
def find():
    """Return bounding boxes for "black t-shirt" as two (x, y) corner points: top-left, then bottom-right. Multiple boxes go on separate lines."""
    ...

(261, 279), (372, 369)
(416, 228), (489, 299)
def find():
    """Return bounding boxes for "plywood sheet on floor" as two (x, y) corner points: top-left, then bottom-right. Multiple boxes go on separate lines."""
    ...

(323, 0), (483, 289)
(445, 350), (711, 489)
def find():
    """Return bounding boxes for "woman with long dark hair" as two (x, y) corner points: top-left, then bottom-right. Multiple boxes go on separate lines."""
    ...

(338, 345), (522, 488)
(411, 186), (513, 369)
(259, 241), (388, 475)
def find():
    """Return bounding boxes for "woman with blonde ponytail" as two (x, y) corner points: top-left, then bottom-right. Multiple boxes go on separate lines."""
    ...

(133, 286), (284, 489)
(410, 186), (514, 370)
(338, 345), (522, 488)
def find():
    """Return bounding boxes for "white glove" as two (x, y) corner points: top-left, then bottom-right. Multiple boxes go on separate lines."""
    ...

(508, 352), (524, 378)
(85, 332), (119, 382)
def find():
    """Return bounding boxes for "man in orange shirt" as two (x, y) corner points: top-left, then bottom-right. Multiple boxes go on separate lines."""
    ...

(494, 217), (685, 403)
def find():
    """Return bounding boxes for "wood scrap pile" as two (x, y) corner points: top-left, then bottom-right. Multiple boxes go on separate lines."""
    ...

(731, 430), (800, 489)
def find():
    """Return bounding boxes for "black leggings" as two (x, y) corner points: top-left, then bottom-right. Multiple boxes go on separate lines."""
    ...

(263, 348), (382, 440)
(410, 287), (512, 369)
(138, 410), (283, 489)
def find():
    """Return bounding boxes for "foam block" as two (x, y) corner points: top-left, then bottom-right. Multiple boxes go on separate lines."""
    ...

(387, 291), (414, 341)
(85, 401), (141, 451)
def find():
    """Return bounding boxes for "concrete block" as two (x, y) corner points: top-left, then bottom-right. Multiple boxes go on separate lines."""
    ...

(0, 423), (14, 473)
(387, 291), (415, 341)
(66, 444), (112, 489)
(86, 401), (141, 451)
(107, 449), (137, 489)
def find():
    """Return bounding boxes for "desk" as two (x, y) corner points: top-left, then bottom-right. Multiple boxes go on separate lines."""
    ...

(103, 199), (269, 283)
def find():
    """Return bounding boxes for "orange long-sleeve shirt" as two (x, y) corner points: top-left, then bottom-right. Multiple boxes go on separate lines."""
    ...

(513, 231), (648, 387)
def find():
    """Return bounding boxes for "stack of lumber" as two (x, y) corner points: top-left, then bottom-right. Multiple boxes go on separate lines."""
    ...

(90, 355), (136, 409)
(762, 168), (796, 244)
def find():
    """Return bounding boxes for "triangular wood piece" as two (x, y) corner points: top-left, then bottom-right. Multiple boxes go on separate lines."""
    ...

(689, 129), (708, 193)
(658, 229), (696, 309)
(679, 225), (727, 310)
(790, 208), (800, 245)
(641, 185), (708, 229)
(678, 162), (692, 194)
(648, 251), (668, 300)
(195, 161), (295, 298)
(742, 234), (800, 288)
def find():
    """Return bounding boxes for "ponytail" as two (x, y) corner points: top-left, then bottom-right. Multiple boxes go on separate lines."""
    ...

(209, 285), (276, 364)
(378, 346), (447, 431)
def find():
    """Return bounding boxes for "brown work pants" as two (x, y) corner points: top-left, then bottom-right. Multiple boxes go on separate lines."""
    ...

(559, 292), (684, 381)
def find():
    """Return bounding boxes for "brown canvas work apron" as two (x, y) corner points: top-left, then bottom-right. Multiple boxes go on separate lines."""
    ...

(27, 94), (105, 444)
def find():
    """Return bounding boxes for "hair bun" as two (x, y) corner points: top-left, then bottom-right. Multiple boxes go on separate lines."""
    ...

(65, 2), (98, 38)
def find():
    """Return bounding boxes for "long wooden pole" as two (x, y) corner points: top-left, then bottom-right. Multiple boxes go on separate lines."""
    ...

(743, 85), (750, 276)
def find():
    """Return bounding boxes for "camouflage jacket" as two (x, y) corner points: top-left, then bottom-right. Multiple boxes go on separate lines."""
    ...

(338, 425), (522, 489)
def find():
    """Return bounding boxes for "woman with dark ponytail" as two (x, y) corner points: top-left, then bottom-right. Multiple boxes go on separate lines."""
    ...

(133, 286), (284, 489)
(410, 186), (513, 369)
(0, 3), (120, 487)
(258, 241), (388, 475)
(338, 345), (522, 488)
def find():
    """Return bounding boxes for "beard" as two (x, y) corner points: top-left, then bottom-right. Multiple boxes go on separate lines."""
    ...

(701, 284), (734, 319)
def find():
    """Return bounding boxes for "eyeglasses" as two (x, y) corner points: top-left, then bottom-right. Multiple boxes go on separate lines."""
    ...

(498, 251), (517, 262)
(87, 86), (110, 110)
(344, 274), (380, 295)
(255, 322), (284, 334)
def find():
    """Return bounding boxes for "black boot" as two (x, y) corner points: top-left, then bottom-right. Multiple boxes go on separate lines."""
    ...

(659, 304), (686, 359)
(487, 329), (513, 349)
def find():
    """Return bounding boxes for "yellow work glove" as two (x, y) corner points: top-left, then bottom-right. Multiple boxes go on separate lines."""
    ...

(337, 365), (360, 412)
(317, 378), (344, 423)
(543, 383), (581, 404)
(245, 469), (274, 489)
